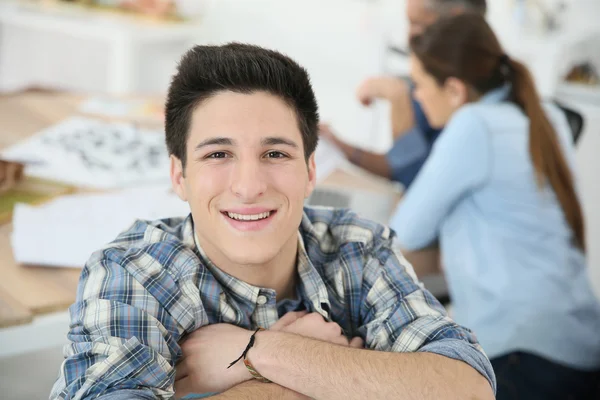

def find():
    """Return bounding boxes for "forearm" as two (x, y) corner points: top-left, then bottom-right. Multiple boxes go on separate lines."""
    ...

(250, 331), (494, 400)
(388, 84), (415, 136)
(211, 381), (305, 400)
(335, 140), (391, 179)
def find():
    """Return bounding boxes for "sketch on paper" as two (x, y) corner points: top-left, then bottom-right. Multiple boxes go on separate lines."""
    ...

(1, 117), (170, 189)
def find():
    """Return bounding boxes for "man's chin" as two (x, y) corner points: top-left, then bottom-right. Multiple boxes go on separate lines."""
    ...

(224, 247), (279, 267)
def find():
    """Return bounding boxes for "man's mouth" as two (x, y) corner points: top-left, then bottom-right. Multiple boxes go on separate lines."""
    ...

(221, 209), (277, 232)
(225, 211), (272, 221)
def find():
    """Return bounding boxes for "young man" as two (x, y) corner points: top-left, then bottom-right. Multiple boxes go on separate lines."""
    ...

(50, 43), (495, 400)
(320, 0), (487, 188)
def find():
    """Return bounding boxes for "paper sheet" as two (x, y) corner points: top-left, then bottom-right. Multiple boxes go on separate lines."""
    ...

(11, 186), (190, 268)
(1, 117), (170, 190)
(313, 137), (350, 183)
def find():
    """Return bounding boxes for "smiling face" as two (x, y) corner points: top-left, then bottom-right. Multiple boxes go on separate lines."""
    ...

(170, 90), (316, 269)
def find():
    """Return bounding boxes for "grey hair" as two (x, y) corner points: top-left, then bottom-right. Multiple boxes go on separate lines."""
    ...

(425, 0), (487, 15)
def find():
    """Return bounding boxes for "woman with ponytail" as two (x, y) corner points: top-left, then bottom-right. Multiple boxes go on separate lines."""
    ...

(390, 13), (600, 399)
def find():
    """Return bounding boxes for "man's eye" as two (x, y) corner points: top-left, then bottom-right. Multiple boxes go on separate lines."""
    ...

(207, 152), (228, 159)
(266, 151), (286, 159)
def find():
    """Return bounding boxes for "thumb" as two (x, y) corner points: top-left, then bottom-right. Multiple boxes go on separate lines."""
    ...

(350, 336), (365, 349)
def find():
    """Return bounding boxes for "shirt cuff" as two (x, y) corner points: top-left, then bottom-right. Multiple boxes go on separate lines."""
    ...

(418, 338), (497, 394)
(385, 127), (429, 188)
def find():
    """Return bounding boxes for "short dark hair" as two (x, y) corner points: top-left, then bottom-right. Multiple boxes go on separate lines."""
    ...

(165, 43), (320, 168)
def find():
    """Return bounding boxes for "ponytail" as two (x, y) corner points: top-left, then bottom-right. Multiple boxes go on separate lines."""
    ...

(508, 59), (586, 252)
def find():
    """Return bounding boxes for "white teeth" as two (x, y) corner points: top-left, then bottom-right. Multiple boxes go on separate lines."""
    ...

(226, 211), (271, 221)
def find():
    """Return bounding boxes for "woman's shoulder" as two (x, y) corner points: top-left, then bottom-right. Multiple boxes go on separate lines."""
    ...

(454, 101), (523, 125)
(440, 103), (502, 143)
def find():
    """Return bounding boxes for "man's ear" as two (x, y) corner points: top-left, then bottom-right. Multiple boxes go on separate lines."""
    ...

(305, 152), (317, 199)
(170, 155), (188, 202)
(444, 77), (468, 108)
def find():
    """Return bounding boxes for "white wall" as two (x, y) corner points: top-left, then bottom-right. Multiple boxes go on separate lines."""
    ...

(196, 0), (394, 152)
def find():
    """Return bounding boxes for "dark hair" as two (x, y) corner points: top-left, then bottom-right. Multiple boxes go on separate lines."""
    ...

(165, 43), (319, 168)
(429, 0), (487, 15)
(410, 13), (586, 251)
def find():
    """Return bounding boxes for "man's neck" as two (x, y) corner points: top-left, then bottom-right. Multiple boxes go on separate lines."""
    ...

(196, 233), (299, 301)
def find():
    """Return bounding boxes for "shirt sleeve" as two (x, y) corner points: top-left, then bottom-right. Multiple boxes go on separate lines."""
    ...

(49, 243), (202, 400)
(358, 238), (496, 393)
(385, 126), (431, 188)
(389, 107), (491, 250)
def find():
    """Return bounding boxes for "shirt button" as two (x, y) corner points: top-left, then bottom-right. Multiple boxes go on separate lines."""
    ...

(257, 295), (267, 305)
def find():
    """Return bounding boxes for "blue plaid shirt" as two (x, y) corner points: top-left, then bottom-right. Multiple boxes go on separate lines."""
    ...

(51, 207), (495, 399)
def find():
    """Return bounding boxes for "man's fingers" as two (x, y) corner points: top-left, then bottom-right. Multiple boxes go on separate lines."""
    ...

(271, 310), (308, 331)
(350, 336), (365, 349)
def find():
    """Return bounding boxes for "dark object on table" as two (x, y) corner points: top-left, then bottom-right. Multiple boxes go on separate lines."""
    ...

(553, 100), (585, 145)
(564, 62), (600, 86)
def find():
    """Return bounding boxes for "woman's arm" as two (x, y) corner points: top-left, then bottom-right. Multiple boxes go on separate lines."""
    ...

(390, 107), (491, 250)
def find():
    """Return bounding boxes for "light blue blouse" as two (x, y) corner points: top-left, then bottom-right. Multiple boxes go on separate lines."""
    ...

(390, 87), (600, 369)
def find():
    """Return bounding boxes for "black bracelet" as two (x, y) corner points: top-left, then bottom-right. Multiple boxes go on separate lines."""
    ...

(227, 327), (263, 369)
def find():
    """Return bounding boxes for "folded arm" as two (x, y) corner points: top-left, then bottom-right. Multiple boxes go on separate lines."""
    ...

(246, 241), (495, 399)
(249, 332), (493, 400)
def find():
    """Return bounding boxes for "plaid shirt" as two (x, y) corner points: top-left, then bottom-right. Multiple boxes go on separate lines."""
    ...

(51, 207), (495, 399)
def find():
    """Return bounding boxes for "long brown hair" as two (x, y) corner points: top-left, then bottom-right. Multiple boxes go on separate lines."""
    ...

(410, 13), (586, 251)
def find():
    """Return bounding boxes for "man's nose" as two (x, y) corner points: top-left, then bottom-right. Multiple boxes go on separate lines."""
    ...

(230, 159), (267, 201)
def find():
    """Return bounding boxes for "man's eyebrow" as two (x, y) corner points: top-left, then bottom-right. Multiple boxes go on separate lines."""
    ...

(261, 137), (299, 148)
(194, 137), (234, 151)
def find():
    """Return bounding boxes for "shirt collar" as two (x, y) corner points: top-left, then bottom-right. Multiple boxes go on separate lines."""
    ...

(479, 84), (511, 104)
(193, 229), (262, 306)
(191, 216), (332, 320)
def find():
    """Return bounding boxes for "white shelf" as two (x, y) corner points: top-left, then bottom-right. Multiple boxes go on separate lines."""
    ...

(0, 0), (201, 94)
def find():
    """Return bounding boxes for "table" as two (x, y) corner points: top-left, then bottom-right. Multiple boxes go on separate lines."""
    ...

(0, 91), (85, 329)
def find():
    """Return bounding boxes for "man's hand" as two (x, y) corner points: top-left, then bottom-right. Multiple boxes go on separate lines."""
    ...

(174, 313), (363, 398)
(272, 311), (364, 348)
(356, 76), (408, 106)
(175, 324), (254, 398)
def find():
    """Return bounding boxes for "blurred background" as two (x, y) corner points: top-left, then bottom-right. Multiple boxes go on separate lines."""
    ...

(0, 0), (598, 398)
